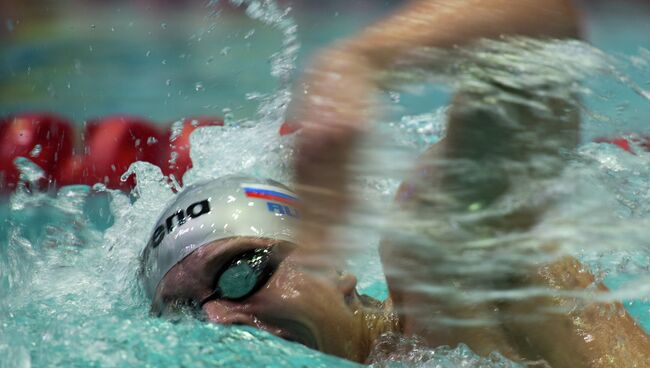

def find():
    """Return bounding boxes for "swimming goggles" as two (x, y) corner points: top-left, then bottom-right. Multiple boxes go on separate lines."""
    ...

(199, 247), (280, 305)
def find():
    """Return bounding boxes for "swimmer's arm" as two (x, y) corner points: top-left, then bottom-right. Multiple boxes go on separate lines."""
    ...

(502, 256), (650, 367)
(345, 1), (649, 364)
(293, 0), (579, 261)
(348, 0), (581, 69)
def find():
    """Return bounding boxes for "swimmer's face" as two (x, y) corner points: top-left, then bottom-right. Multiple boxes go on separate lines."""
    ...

(153, 237), (369, 362)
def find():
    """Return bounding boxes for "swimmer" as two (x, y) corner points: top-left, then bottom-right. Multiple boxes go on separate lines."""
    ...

(140, 0), (650, 366)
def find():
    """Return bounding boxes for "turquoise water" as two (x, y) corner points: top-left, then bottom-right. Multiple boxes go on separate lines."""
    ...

(1, 1), (650, 367)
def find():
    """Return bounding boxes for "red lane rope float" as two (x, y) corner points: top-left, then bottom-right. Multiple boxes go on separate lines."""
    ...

(55, 115), (165, 191)
(594, 136), (650, 153)
(0, 113), (225, 192)
(5, 112), (646, 193)
(278, 121), (302, 136)
(0, 113), (73, 192)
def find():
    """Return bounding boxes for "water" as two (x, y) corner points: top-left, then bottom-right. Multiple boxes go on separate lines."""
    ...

(1, 1), (650, 367)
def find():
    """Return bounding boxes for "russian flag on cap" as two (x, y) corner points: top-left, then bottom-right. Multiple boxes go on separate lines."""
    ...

(242, 184), (298, 205)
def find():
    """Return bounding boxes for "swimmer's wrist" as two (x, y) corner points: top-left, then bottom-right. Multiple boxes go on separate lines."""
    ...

(310, 41), (378, 77)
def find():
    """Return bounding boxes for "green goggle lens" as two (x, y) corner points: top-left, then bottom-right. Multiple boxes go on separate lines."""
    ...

(207, 248), (274, 302)
(218, 262), (261, 299)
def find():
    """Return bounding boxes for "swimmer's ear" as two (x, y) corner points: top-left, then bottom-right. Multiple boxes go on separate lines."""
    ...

(336, 271), (357, 297)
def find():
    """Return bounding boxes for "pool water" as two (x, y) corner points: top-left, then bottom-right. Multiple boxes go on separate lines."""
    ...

(1, 1), (650, 367)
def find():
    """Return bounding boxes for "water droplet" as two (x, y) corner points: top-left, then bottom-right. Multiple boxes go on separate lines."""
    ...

(92, 183), (107, 192)
(161, 23), (167, 30)
(388, 91), (401, 103)
(169, 120), (184, 142)
(222, 108), (234, 124)
(244, 29), (255, 39)
(640, 89), (650, 101)
(30, 144), (42, 157)
(14, 157), (45, 185)
(110, 27), (115, 32)
(147, 137), (158, 145)
(245, 92), (263, 100)
(90, 24), (96, 30)
(194, 82), (204, 92)
(47, 84), (56, 97)
(220, 47), (231, 56)
(169, 151), (179, 165)
(145, 50), (151, 57)
(161, 59), (167, 65)
(165, 79), (172, 86)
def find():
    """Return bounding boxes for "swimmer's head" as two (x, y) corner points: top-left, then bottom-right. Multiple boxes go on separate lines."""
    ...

(140, 175), (300, 299)
(139, 175), (396, 362)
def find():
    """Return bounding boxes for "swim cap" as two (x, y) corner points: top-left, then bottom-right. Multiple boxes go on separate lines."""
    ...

(140, 175), (300, 299)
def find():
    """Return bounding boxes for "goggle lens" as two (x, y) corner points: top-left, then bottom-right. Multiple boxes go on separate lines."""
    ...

(203, 248), (274, 304)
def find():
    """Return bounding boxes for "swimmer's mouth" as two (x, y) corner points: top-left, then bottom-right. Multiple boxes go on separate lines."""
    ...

(268, 319), (319, 351)
(281, 330), (318, 350)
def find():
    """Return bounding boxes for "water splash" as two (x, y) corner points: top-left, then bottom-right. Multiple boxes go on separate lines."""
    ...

(369, 334), (522, 368)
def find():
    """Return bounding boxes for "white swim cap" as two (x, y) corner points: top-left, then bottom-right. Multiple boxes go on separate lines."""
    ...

(140, 175), (300, 299)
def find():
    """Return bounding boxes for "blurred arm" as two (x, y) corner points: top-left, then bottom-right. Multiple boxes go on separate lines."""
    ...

(293, 0), (580, 262)
(350, 0), (580, 68)
(500, 256), (650, 367)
